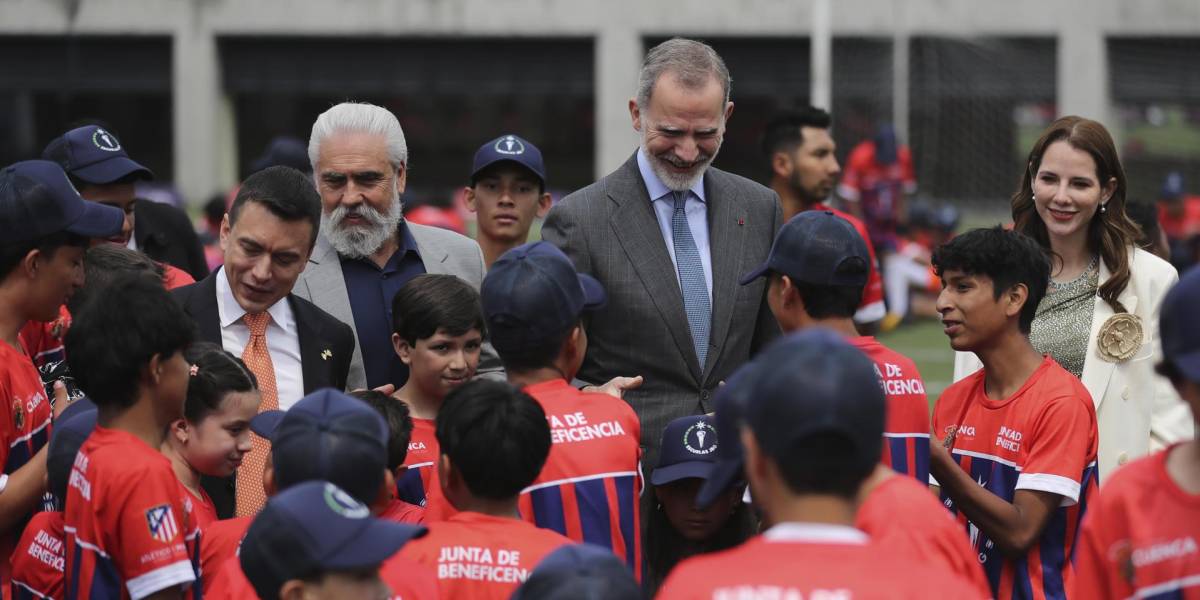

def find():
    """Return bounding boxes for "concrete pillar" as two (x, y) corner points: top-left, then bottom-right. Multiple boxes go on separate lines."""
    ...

(595, 27), (643, 179)
(891, 0), (910, 143)
(1057, 12), (1109, 126)
(173, 20), (232, 206)
(810, 0), (832, 110)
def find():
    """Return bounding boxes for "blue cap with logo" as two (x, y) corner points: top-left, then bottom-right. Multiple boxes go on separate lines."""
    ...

(1161, 265), (1200, 382)
(252, 388), (389, 505)
(471, 134), (546, 185)
(240, 480), (426, 600)
(651, 415), (720, 487)
(512, 543), (642, 600)
(482, 241), (605, 352)
(740, 210), (870, 287)
(0, 160), (124, 242)
(743, 329), (885, 466)
(42, 125), (154, 185)
(694, 363), (755, 508)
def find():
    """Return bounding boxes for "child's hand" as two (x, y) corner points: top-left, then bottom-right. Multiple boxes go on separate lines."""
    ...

(583, 376), (644, 399)
(51, 380), (71, 420)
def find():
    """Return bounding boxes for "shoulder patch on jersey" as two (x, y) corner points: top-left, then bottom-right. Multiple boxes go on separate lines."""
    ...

(146, 504), (179, 543)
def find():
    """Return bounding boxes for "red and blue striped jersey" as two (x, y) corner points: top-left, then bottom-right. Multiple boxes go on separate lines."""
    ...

(849, 336), (931, 482)
(517, 379), (642, 575)
(397, 417), (438, 506)
(64, 426), (198, 600)
(10, 511), (64, 600)
(933, 357), (1099, 600)
(1076, 445), (1200, 600)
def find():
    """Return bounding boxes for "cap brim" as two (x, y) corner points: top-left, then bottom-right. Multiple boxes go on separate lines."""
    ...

(69, 156), (154, 185)
(579, 273), (607, 310)
(250, 410), (285, 439)
(324, 520), (426, 570)
(1174, 350), (1200, 383)
(694, 456), (744, 509)
(738, 262), (770, 285)
(650, 460), (715, 487)
(65, 201), (125, 239)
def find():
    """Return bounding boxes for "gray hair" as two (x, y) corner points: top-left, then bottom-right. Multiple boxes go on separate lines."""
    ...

(636, 38), (732, 110)
(308, 102), (409, 171)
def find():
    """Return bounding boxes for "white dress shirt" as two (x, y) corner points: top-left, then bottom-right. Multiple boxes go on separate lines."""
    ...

(215, 267), (305, 410)
(637, 148), (713, 301)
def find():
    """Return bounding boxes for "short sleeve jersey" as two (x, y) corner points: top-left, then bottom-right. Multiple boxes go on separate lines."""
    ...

(657, 523), (988, 600)
(397, 417), (438, 506)
(198, 516), (250, 595)
(838, 142), (917, 229)
(399, 511), (572, 600)
(204, 557), (253, 600)
(517, 379), (642, 573)
(64, 426), (197, 600)
(379, 553), (439, 600)
(18, 306), (71, 371)
(0, 342), (53, 478)
(849, 336), (930, 482)
(380, 499), (426, 525)
(857, 474), (991, 597)
(932, 356), (1099, 600)
(1075, 445), (1200, 599)
(813, 204), (886, 322)
(10, 511), (65, 600)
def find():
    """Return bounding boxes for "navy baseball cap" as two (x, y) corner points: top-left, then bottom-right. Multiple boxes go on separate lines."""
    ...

(46, 403), (98, 507)
(42, 125), (154, 185)
(240, 480), (426, 600)
(251, 136), (311, 174)
(471, 134), (546, 185)
(0, 160), (124, 242)
(651, 415), (719, 486)
(740, 210), (870, 287)
(482, 242), (605, 352)
(512, 543), (642, 600)
(743, 329), (885, 466)
(1162, 265), (1200, 382)
(695, 364), (756, 509)
(267, 388), (390, 504)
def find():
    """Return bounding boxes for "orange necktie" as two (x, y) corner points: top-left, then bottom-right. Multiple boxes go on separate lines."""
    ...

(236, 312), (279, 516)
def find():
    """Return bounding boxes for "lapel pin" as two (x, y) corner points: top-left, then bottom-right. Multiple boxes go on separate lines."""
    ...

(738, 217), (745, 226)
(321, 349), (332, 361)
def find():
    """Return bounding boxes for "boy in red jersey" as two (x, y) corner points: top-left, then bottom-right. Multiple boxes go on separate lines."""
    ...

(201, 389), (437, 599)
(659, 329), (984, 599)
(353, 389), (426, 524)
(1075, 265), (1200, 599)
(740, 210), (931, 482)
(930, 227), (1098, 600)
(390, 274), (486, 518)
(399, 380), (573, 599)
(480, 241), (642, 571)
(62, 273), (198, 599)
(10, 404), (96, 599)
(237, 480), (425, 600)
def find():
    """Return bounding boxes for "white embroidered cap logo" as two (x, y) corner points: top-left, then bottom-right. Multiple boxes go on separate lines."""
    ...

(494, 135), (525, 156)
(323, 483), (370, 519)
(92, 128), (122, 152)
(683, 420), (717, 455)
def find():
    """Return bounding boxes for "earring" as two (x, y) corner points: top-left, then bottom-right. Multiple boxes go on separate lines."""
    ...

(1100, 204), (1107, 214)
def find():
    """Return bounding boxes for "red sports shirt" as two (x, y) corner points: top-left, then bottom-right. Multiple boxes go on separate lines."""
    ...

(198, 516), (250, 595)
(399, 511), (572, 600)
(657, 522), (988, 599)
(396, 417), (458, 522)
(857, 472), (990, 596)
(837, 141), (917, 247)
(849, 336), (930, 482)
(1076, 445), (1200, 599)
(812, 204), (886, 322)
(207, 553), (438, 600)
(204, 557), (253, 600)
(932, 356), (1098, 600)
(10, 511), (64, 600)
(64, 426), (198, 600)
(517, 379), (642, 574)
(17, 307), (71, 372)
(380, 498), (426, 525)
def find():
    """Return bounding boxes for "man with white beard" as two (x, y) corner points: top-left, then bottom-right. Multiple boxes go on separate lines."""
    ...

(542, 38), (782, 468)
(294, 102), (500, 391)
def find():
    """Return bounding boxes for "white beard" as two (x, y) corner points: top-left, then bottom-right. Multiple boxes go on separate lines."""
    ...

(321, 192), (403, 259)
(641, 131), (721, 192)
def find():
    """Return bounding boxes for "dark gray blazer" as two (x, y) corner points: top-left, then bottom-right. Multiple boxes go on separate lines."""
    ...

(542, 153), (782, 464)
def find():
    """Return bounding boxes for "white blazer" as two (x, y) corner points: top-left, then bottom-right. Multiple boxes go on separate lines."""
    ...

(954, 247), (1193, 482)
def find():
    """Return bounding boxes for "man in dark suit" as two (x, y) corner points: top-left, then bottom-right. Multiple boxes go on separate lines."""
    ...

(173, 166), (354, 518)
(542, 38), (782, 468)
(43, 124), (209, 280)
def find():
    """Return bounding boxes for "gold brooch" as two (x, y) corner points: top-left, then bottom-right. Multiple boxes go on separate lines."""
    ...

(1097, 313), (1143, 363)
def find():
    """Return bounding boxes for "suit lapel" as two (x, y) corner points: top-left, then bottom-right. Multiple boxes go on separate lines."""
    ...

(289, 296), (324, 394)
(409, 224), (452, 274)
(302, 235), (357, 331)
(702, 172), (746, 383)
(607, 158), (702, 381)
(1079, 253), (1139, 411)
(190, 273), (223, 344)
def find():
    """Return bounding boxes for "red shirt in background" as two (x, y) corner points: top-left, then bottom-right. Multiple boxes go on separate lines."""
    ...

(10, 511), (64, 600)
(849, 336), (930, 482)
(199, 516), (251, 595)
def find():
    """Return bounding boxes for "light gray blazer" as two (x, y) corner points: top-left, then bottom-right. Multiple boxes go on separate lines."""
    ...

(294, 221), (501, 391)
(542, 153), (782, 464)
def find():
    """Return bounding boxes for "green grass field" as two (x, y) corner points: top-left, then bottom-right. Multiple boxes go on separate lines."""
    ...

(877, 319), (956, 409)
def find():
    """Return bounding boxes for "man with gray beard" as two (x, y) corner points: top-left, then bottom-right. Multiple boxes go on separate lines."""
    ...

(542, 38), (782, 468)
(294, 102), (500, 391)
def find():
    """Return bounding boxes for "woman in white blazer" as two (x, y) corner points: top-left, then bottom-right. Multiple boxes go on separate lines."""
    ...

(954, 116), (1193, 482)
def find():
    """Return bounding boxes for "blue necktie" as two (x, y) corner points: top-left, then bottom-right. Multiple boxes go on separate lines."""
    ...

(671, 191), (711, 368)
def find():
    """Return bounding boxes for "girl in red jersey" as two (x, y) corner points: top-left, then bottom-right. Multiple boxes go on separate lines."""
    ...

(161, 343), (261, 528)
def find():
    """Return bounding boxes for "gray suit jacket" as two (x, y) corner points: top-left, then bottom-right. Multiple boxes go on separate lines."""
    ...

(294, 221), (501, 390)
(542, 154), (782, 463)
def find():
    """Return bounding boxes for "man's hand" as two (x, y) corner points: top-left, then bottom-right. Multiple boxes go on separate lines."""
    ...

(583, 376), (643, 399)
